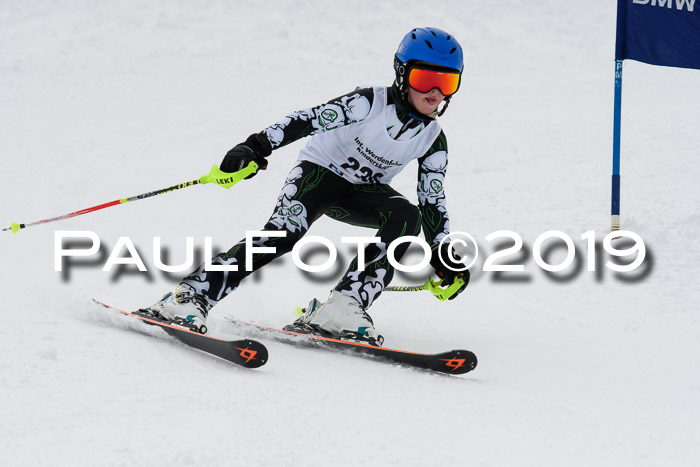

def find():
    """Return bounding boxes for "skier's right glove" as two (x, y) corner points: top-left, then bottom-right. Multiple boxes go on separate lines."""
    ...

(220, 133), (272, 179)
(429, 243), (470, 300)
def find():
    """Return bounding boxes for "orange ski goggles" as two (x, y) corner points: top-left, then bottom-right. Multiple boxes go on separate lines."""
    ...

(407, 67), (461, 96)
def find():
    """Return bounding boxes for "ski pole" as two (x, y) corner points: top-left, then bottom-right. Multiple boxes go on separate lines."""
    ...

(3, 162), (258, 233)
(294, 277), (468, 316)
(384, 277), (466, 301)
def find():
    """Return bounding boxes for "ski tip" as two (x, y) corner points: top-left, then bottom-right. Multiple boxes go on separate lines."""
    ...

(233, 339), (269, 368)
(433, 349), (477, 375)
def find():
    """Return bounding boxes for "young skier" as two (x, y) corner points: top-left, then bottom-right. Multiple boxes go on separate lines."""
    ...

(143, 27), (470, 345)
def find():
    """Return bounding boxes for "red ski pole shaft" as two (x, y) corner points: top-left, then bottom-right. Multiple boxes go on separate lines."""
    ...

(3, 179), (202, 233)
(3, 162), (258, 233)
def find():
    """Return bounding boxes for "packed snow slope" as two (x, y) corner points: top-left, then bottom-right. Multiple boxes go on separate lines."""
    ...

(1, 1), (699, 466)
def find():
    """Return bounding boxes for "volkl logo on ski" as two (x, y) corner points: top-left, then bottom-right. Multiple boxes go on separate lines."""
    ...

(235, 346), (259, 364)
(441, 357), (467, 372)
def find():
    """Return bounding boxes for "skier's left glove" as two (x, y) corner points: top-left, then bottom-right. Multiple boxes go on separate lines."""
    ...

(220, 133), (272, 179)
(429, 243), (470, 300)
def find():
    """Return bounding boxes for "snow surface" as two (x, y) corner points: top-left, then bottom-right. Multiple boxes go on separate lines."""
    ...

(2, 1), (699, 466)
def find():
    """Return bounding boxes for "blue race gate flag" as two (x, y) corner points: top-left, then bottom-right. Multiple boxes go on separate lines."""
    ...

(611, 0), (700, 231)
(616, 0), (700, 69)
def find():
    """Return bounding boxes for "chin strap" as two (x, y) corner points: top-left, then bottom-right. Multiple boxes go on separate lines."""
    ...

(436, 96), (452, 117)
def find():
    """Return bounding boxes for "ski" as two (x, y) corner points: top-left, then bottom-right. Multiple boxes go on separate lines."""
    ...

(94, 300), (268, 369)
(225, 318), (476, 375)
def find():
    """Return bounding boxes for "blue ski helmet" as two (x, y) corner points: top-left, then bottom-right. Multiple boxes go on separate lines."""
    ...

(393, 27), (463, 116)
(395, 27), (463, 73)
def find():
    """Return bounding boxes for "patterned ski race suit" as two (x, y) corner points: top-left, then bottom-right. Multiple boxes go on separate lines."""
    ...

(182, 85), (453, 310)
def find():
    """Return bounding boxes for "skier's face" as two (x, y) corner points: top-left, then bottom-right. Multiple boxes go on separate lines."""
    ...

(407, 87), (444, 115)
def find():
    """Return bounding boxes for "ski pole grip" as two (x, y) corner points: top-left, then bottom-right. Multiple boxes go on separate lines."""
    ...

(424, 277), (466, 301)
(200, 162), (259, 189)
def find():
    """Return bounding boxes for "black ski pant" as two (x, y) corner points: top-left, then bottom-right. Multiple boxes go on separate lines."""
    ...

(181, 161), (422, 309)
